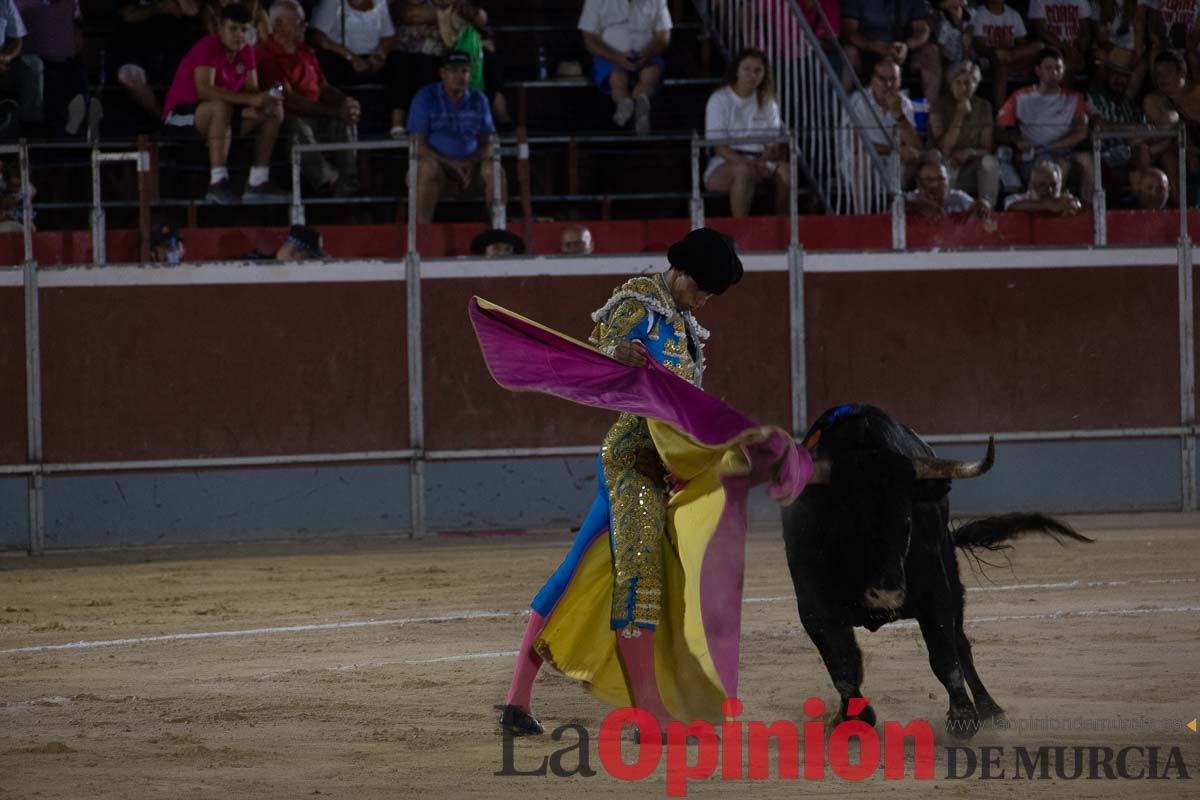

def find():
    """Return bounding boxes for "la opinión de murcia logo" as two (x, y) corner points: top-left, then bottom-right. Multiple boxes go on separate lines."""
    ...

(497, 698), (1192, 796)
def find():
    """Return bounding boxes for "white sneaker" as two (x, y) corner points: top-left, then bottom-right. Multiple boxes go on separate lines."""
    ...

(613, 97), (634, 127)
(633, 95), (651, 135)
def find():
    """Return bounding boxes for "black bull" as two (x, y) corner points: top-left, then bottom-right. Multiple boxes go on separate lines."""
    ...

(781, 404), (1092, 738)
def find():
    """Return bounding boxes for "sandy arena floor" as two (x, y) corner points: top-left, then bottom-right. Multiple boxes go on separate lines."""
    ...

(1, 515), (1198, 799)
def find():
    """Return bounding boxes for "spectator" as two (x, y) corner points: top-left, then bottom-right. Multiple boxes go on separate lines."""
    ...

(257, 0), (361, 196)
(203, 0), (269, 45)
(408, 49), (501, 223)
(969, 0), (1043, 107)
(1094, 0), (1145, 98)
(846, 56), (923, 178)
(1003, 158), (1085, 212)
(389, 2), (509, 136)
(113, 0), (204, 124)
(1143, 49), (1200, 207)
(934, 0), (973, 69)
(930, 60), (1000, 205)
(560, 224), (593, 255)
(0, 0), (34, 134)
(150, 225), (185, 262)
(703, 48), (788, 219)
(162, 3), (289, 205)
(310, 0), (406, 136)
(1113, 165), (1170, 208)
(841, 0), (941, 103)
(469, 227), (525, 256)
(904, 156), (993, 220)
(1086, 46), (1151, 177)
(0, 156), (32, 230)
(248, 224), (329, 259)
(1136, 0), (1200, 77)
(997, 47), (1094, 204)
(1028, 0), (1096, 86)
(578, 0), (672, 135)
(15, 0), (98, 138)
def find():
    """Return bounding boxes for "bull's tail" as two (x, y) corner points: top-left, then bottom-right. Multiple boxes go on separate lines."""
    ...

(953, 513), (1094, 556)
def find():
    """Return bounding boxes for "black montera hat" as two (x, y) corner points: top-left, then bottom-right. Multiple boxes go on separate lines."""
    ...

(667, 227), (744, 295)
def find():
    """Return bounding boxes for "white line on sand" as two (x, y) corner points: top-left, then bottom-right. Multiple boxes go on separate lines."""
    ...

(2, 576), (1195, 657)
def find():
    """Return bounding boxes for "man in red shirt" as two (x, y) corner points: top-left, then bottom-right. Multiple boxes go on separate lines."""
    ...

(257, 0), (361, 195)
(163, 3), (288, 205)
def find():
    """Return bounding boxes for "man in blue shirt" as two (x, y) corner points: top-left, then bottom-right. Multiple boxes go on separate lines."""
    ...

(408, 49), (502, 223)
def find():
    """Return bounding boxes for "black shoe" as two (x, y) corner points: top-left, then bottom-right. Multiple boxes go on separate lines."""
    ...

(497, 704), (544, 736)
(204, 178), (239, 206)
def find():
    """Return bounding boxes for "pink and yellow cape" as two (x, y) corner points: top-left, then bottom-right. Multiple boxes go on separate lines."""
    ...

(469, 297), (811, 722)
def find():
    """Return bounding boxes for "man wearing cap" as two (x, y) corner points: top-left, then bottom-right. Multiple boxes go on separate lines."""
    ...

(1086, 47), (1151, 176)
(408, 48), (502, 224)
(499, 227), (744, 736)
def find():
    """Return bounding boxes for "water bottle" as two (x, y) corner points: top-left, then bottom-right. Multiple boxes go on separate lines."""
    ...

(536, 46), (548, 81)
(269, 83), (284, 99)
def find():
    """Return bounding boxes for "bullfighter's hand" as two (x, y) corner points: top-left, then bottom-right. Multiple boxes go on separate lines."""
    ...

(612, 339), (648, 367)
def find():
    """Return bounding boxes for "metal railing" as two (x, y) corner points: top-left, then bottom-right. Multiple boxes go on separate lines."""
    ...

(698, 0), (897, 214)
(90, 143), (152, 264)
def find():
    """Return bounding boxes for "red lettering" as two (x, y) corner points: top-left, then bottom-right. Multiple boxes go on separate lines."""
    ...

(802, 697), (825, 779)
(665, 719), (718, 797)
(747, 720), (800, 779)
(721, 698), (743, 780)
(883, 720), (937, 779)
(598, 708), (661, 782)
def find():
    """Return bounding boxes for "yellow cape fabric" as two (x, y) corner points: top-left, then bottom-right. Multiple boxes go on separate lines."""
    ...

(534, 421), (757, 723)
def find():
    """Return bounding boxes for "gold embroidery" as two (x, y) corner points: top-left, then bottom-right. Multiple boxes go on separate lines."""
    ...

(601, 413), (667, 631)
(590, 298), (647, 354)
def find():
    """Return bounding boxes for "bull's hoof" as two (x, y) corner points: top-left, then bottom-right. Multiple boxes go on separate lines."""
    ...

(838, 699), (877, 728)
(946, 706), (980, 740)
(975, 699), (1008, 729)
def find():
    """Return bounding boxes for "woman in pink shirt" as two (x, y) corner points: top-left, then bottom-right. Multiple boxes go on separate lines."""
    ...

(162, 3), (288, 205)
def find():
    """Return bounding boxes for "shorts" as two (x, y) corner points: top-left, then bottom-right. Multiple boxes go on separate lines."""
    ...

(592, 55), (666, 92)
(163, 101), (244, 137)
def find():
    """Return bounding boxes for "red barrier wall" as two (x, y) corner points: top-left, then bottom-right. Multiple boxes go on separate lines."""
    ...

(0, 287), (27, 464)
(4, 210), (1199, 265)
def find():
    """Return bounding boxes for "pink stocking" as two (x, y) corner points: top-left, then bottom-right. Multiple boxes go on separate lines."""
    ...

(504, 610), (547, 711)
(615, 629), (673, 724)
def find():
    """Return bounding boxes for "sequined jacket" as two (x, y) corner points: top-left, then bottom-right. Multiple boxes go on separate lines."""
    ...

(588, 273), (708, 387)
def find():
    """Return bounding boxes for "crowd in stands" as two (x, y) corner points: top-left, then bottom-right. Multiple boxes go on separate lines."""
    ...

(1, 0), (1199, 236)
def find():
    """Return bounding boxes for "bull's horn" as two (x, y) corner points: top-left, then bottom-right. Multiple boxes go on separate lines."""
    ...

(911, 437), (995, 480)
(807, 459), (832, 485)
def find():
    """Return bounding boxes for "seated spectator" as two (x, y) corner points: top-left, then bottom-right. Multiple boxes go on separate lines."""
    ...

(1028, 0), (1096, 87)
(969, 0), (1043, 107)
(162, 3), (288, 205)
(1094, 0), (1143, 97)
(1136, 0), (1200, 77)
(1143, 49), (1200, 207)
(841, 0), (941, 102)
(247, 224), (329, 260)
(310, 0), (406, 136)
(150, 225), (185, 262)
(1086, 46), (1151, 180)
(997, 47), (1094, 204)
(1113, 165), (1170, 208)
(0, 0), (35, 134)
(578, 0), (672, 135)
(114, 0), (204, 124)
(560, 224), (593, 254)
(408, 49), (502, 223)
(390, 1), (509, 136)
(904, 155), (993, 221)
(704, 48), (788, 219)
(0, 156), (33, 231)
(930, 60), (1000, 205)
(15, 0), (98, 138)
(1003, 158), (1085, 212)
(845, 56), (923, 179)
(469, 227), (525, 257)
(257, 0), (361, 196)
(203, 0), (269, 45)
(934, 0), (972, 70)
